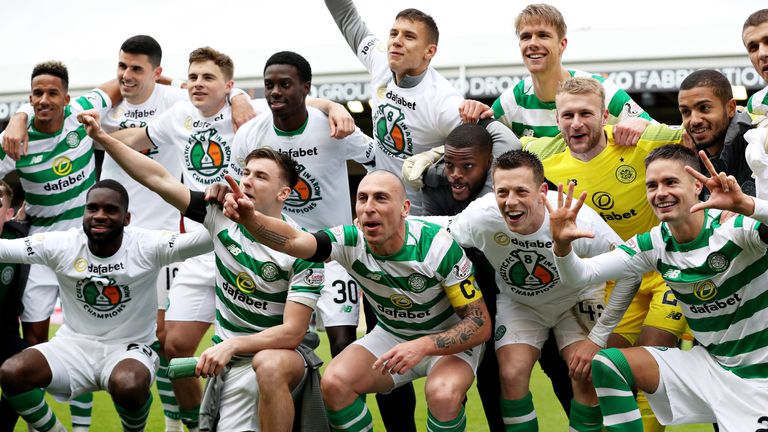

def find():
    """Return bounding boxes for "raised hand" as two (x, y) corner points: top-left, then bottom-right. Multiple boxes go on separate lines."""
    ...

(542, 182), (595, 256)
(222, 174), (254, 223)
(685, 150), (754, 216)
(76, 110), (106, 141)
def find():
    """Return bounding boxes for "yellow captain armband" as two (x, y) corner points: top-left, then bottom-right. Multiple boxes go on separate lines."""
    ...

(445, 276), (483, 308)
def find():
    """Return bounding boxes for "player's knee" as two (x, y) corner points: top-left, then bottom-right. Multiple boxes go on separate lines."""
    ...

(498, 361), (531, 392)
(424, 377), (465, 418)
(163, 333), (196, 359)
(252, 352), (290, 389)
(320, 366), (353, 406)
(109, 366), (151, 406)
(0, 355), (27, 392)
(0, 351), (49, 393)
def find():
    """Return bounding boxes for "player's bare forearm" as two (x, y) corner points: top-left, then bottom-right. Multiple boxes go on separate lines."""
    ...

(233, 203), (317, 260)
(427, 299), (490, 355)
(94, 131), (189, 212)
(226, 302), (312, 354)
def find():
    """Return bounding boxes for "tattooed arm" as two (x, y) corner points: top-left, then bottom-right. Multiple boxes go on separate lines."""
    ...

(372, 296), (491, 375)
(221, 175), (320, 260)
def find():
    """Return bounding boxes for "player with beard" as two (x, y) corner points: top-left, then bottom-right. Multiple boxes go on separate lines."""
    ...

(0, 180), (212, 432)
(678, 70), (756, 199)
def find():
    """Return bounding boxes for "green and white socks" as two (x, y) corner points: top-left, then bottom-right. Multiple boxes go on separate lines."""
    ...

(114, 393), (153, 432)
(5, 388), (66, 432)
(591, 348), (643, 431)
(426, 406), (466, 432)
(327, 396), (373, 432)
(501, 392), (537, 431)
(70, 392), (93, 431)
(156, 354), (184, 431)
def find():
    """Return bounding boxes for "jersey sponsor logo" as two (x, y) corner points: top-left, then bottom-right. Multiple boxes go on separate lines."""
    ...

(221, 281), (268, 309)
(592, 192), (614, 210)
(407, 273), (428, 293)
(706, 252), (730, 273)
(360, 39), (385, 56)
(499, 249), (558, 297)
(65, 131), (81, 149)
(384, 90), (417, 110)
(120, 118), (148, 129)
(52, 156), (73, 176)
(494, 232), (510, 246)
(374, 104), (412, 158)
(23, 238), (35, 256)
(693, 280), (718, 301)
(185, 128), (231, 185)
(689, 292), (741, 314)
(494, 325), (506, 341)
(259, 261), (280, 282)
(1, 266), (14, 285)
(235, 272), (256, 294)
(376, 301), (433, 319)
(304, 268), (324, 286)
(76, 275), (131, 318)
(622, 100), (642, 117)
(285, 163), (322, 214)
(278, 146), (318, 158)
(88, 262), (125, 274)
(615, 165), (637, 184)
(389, 294), (413, 309)
(44, 170), (87, 192)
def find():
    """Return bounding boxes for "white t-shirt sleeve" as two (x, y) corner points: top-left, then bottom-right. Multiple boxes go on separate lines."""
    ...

(356, 35), (386, 75)
(150, 228), (214, 267)
(0, 230), (66, 265)
(146, 105), (178, 148)
(341, 128), (375, 165)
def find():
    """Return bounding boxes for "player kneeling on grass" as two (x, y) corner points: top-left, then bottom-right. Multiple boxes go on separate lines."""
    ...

(548, 144), (768, 430)
(0, 180), (212, 432)
(221, 170), (492, 432)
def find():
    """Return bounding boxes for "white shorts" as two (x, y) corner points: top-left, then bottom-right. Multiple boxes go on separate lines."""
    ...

(20, 264), (59, 322)
(355, 326), (483, 389)
(32, 334), (158, 402)
(645, 345), (768, 429)
(166, 253), (215, 322)
(316, 261), (360, 328)
(156, 264), (180, 311)
(494, 291), (604, 352)
(216, 351), (309, 432)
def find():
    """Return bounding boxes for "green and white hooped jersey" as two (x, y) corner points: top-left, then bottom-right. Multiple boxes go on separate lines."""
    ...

(0, 90), (110, 233)
(747, 86), (768, 116)
(101, 85), (187, 231)
(491, 69), (653, 138)
(233, 106), (374, 230)
(448, 192), (618, 306)
(0, 227), (212, 345)
(356, 34), (463, 213)
(323, 218), (480, 340)
(569, 209), (768, 379)
(147, 98), (266, 232)
(204, 204), (323, 341)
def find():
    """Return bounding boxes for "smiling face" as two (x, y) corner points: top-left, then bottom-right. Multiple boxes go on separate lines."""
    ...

(678, 86), (735, 153)
(187, 60), (233, 117)
(556, 92), (608, 158)
(517, 21), (566, 75)
(83, 187), (130, 248)
(264, 63), (309, 120)
(492, 166), (548, 235)
(30, 74), (69, 133)
(444, 144), (491, 202)
(743, 21), (768, 82)
(387, 18), (436, 79)
(117, 51), (161, 104)
(355, 171), (409, 255)
(644, 158), (701, 224)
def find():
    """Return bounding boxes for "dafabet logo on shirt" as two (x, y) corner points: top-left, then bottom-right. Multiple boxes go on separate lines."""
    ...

(185, 128), (231, 185)
(76, 275), (131, 318)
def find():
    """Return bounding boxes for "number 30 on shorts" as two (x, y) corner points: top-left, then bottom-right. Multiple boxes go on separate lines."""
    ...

(332, 280), (359, 304)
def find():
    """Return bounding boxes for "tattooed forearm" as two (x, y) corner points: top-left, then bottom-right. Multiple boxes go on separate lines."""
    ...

(429, 301), (488, 351)
(260, 229), (289, 246)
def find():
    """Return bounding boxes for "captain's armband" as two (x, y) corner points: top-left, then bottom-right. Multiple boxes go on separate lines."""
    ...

(445, 276), (483, 308)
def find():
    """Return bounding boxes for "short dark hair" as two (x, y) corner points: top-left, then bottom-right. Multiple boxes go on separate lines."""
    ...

(31, 61), (69, 91)
(492, 150), (545, 185)
(644, 144), (699, 170)
(189, 47), (234, 81)
(244, 148), (299, 189)
(264, 51), (312, 83)
(680, 69), (733, 104)
(395, 8), (439, 45)
(445, 123), (492, 153)
(120, 35), (163, 67)
(88, 179), (129, 212)
(743, 9), (768, 33)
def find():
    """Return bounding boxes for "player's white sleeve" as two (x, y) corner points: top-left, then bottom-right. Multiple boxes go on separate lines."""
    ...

(146, 106), (177, 149)
(342, 129), (376, 168)
(153, 228), (214, 267)
(588, 272), (641, 347)
(74, 88), (112, 114)
(230, 123), (250, 181)
(745, 128), (768, 200)
(555, 246), (648, 289)
(0, 231), (63, 265)
(0, 135), (17, 177)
